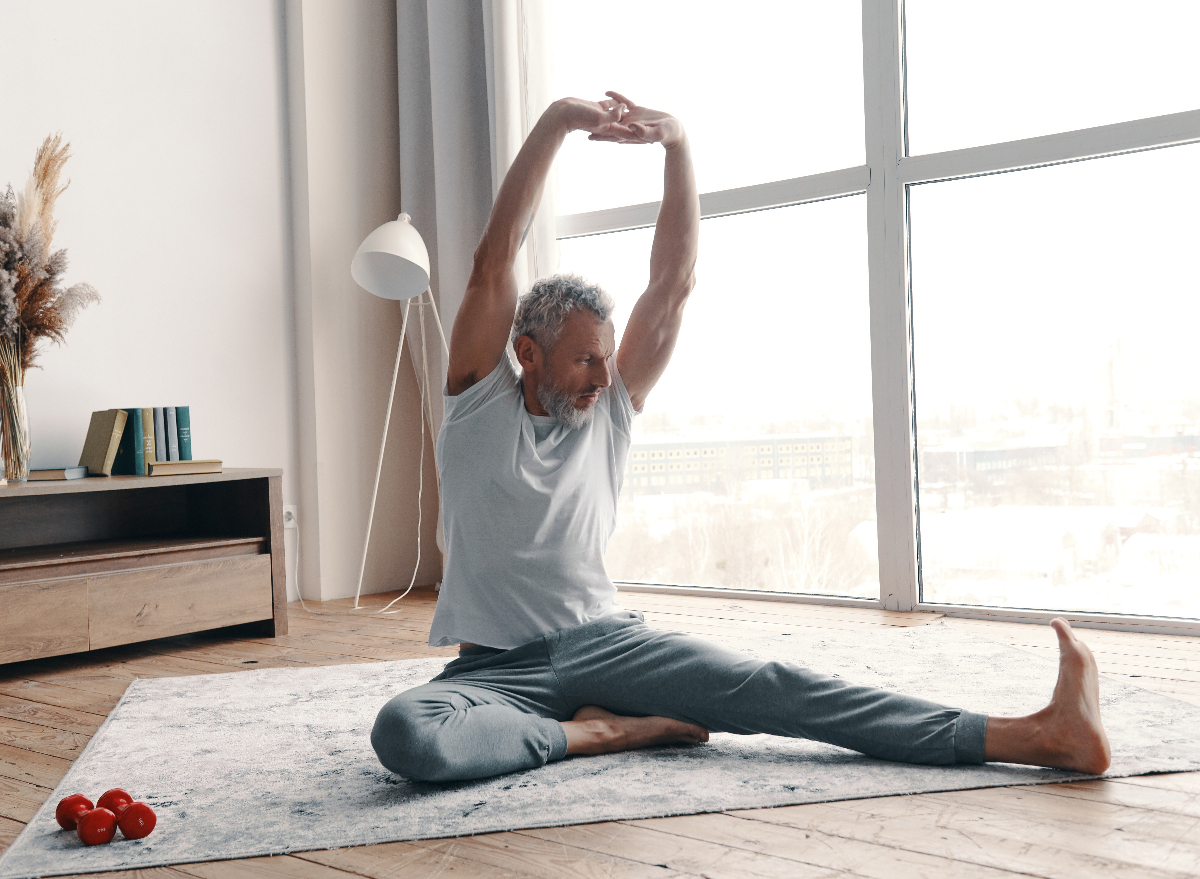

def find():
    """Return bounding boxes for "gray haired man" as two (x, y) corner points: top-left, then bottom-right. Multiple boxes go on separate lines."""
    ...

(370, 92), (1110, 783)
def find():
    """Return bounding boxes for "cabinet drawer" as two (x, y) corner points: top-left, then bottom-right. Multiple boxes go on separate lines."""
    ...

(89, 555), (273, 649)
(0, 578), (89, 663)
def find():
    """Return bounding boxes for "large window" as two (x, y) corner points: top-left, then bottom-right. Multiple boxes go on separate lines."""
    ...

(548, 1), (1200, 629)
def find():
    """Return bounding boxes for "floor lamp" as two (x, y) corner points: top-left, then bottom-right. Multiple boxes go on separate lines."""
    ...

(350, 213), (448, 609)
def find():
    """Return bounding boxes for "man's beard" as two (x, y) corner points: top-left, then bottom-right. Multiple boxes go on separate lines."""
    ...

(537, 375), (598, 430)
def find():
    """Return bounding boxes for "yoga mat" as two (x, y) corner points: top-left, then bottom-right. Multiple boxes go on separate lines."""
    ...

(2, 623), (1198, 878)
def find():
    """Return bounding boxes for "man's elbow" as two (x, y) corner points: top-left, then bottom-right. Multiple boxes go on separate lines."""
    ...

(682, 269), (697, 297)
(671, 270), (697, 303)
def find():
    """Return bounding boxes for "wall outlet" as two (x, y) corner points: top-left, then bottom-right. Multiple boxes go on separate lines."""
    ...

(283, 505), (298, 529)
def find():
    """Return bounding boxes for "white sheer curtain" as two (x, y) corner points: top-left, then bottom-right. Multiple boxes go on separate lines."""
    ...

(483, 0), (557, 296)
(394, 0), (554, 561)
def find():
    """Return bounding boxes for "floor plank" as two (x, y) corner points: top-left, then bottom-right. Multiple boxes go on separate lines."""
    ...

(518, 821), (848, 879)
(0, 740), (72, 788)
(0, 679), (122, 715)
(0, 815), (24, 854)
(0, 714), (90, 761)
(0, 775), (50, 823)
(731, 793), (1200, 878)
(0, 693), (107, 736)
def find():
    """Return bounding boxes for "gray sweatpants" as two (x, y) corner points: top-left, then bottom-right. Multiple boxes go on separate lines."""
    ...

(371, 611), (988, 782)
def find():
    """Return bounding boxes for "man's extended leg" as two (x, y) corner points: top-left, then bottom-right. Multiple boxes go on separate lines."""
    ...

(554, 613), (1109, 773)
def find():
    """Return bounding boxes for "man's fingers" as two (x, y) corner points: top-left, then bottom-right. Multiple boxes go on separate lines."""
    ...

(605, 90), (637, 110)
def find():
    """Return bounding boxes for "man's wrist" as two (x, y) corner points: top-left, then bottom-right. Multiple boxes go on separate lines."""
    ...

(545, 98), (584, 135)
(663, 132), (690, 153)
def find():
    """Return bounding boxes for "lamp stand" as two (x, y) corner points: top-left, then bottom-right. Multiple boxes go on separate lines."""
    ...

(353, 289), (449, 608)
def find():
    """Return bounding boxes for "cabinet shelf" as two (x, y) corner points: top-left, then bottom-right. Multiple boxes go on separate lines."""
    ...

(0, 468), (286, 664)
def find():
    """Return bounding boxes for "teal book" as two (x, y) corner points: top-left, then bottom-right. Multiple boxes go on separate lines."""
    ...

(111, 408), (146, 476)
(175, 406), (192, 461)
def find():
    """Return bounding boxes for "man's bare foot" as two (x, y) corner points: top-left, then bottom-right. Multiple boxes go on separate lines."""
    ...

(562, 705), (709, 756)
(984, 618), (1112, 774)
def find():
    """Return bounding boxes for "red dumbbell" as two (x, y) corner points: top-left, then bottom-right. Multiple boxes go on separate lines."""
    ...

(76, 807), (118, 846)
(117, 802), (157, 839)
(96, 788), (134, 815)
(55, 794), (94, 831)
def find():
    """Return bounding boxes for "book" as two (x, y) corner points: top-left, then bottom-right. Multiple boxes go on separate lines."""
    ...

(147, 458), (221, 477)
(153, 408), (166, 465)
(141, 407), (156, 468)
(165, 406), (180, 461)
(78, 409), (128, 476)
(29, 466), (89, 481)
(176, 406), (192, 461)
(111, 408), (145, 476)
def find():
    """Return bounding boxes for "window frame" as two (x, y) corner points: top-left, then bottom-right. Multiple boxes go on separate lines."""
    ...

(554, 0), (1200, 635)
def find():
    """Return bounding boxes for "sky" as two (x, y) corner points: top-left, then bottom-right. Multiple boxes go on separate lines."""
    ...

(549, 0), (1200, 437)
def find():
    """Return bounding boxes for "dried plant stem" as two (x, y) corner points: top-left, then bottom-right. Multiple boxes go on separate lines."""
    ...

(0, 338), (30, 480)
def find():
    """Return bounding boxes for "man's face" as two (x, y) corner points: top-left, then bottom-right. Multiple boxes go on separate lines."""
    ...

(537, 311), (615, 429)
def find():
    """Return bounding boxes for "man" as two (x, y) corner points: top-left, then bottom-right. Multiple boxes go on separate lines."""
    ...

(371, 92), (1111, 783)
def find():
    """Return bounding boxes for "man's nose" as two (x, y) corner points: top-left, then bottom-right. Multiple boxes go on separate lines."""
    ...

(593, 359), (612, 390)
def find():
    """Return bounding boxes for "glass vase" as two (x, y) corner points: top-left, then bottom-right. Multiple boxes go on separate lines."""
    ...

(0, 383), (30, 483)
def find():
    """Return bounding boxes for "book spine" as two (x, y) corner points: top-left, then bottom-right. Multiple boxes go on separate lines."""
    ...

(130, 408), (145, 475)
(141, 407), (156, 467)
(102, 410), (127, 476)
(175, 406), (192, 461)
(154, 408), (166, 463)
(165, 407), (180, 461)
(111, 409), (137, 475)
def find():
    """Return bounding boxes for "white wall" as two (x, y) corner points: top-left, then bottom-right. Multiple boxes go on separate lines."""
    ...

(0, 1), (297, 483)
(1, 0), (442, 603)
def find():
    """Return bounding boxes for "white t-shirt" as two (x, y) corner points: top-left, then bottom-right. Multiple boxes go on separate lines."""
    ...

(427, 356), (636, 648)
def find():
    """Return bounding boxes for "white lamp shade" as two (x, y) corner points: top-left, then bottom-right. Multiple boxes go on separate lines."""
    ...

(351, 213), (431, 300)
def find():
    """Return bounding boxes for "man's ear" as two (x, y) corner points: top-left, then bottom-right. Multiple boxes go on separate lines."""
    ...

(513, 335), (542, 373)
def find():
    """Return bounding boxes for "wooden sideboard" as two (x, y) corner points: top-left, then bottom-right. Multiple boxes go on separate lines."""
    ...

(0, 468), (287, 665)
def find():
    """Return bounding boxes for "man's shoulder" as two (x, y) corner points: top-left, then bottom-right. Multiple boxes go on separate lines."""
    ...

(444, 355), (520, 421)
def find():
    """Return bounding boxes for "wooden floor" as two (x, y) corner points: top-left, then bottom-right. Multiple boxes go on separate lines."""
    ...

(3, 587), (1200, 878)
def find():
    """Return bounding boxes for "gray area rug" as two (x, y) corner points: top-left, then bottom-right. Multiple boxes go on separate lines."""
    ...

(3, 623), (1200, 878)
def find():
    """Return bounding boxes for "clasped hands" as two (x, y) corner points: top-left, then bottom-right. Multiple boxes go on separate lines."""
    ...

(557, 90), (685, 148)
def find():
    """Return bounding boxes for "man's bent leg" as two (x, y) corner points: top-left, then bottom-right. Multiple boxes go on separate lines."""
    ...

(371, 681), (567, 782)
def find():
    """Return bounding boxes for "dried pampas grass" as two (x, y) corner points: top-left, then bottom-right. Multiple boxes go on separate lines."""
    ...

(0, 134), (97, 377)
(17, 134), (71, 248)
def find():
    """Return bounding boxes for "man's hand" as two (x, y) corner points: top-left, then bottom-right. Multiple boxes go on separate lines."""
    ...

(587, 91), (686, 147)
(554, 96), (627, 137)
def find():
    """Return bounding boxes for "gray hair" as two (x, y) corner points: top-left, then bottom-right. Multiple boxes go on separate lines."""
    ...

(510, 273), (614, 353)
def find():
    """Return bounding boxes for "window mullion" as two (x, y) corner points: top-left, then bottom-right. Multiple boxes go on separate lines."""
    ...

(863, 0), (919, 611)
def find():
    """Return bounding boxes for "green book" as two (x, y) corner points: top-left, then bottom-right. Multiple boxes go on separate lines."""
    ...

(111, 408), (146, 476)
(175, 406), (192, 461)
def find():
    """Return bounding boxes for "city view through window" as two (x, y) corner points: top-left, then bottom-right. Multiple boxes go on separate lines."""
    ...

(559, 199), (879, 599)
(911, 145), (1200, 619)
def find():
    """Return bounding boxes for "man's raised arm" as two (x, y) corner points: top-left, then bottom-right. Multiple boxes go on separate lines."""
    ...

(447, 97), (631, 395)
(611, 93), (700, 412)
